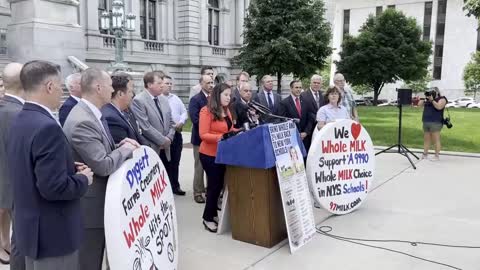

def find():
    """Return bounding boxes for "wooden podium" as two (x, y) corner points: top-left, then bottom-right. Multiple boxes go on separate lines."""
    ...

(216, 124), (305, 248)
(226, 166), (287, 248)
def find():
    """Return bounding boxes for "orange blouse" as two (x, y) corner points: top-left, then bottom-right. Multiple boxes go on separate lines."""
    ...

(199, 106), (234, 157)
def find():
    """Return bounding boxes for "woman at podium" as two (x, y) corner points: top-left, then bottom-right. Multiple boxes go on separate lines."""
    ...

(199, 83), (236, 233)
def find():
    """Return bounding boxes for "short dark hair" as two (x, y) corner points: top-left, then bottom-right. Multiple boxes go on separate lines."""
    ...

(20, 60), (61, 92)
(324, 86), (342, 105)
(289, 80), (301, 88)
(143, 71), (164, 88)
(164, 75), (172, 80)
(81, 68), (108, 93)
(200, 66), (214, 75)
(236, 71), (250, 81)
(111, 72), (133, 99)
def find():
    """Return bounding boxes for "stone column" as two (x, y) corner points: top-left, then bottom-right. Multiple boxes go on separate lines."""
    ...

(8, 0), (86, 75)
(159, 0), (167, 41)
(236, 0), (244, 45)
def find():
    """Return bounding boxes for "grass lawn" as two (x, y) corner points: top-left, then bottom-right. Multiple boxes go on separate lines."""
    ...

(358, 106), (480, 153)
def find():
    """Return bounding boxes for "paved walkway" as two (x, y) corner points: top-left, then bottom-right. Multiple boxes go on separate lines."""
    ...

(3, 136), (479, 269)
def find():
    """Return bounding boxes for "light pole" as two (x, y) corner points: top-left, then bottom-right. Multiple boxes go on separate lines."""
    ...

(100, 0), (136, 72)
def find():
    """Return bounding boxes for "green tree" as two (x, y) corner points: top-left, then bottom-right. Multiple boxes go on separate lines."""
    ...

(352, 84), (373, 97)
(335, 9), (432, 104)
(463, 51), (480, 99)
(233, 0), (332, 93)
(464, 0), (480, 18)
(404, 71), (433, 95)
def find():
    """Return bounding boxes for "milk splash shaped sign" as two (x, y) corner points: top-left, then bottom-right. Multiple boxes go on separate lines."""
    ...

(105, 146), (178, 270)
(306, 119), (375, 215)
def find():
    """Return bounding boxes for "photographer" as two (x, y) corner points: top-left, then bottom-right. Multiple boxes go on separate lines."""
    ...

(418, 87), (448, 161)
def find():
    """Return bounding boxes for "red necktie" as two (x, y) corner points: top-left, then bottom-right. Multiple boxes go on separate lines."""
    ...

(295, 97), (301, 116)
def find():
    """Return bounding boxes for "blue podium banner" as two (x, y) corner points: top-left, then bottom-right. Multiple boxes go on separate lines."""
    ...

(215, 124), (306, 169)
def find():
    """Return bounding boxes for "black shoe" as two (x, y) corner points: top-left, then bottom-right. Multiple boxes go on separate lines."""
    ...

(173, 188), (186, 196)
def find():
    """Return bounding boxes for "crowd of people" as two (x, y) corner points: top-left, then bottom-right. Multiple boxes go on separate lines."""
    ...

(0, 60), (448, 270)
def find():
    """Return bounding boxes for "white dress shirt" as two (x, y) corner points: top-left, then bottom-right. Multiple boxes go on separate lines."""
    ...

(82, 98), (111, 139)
(165, 93), (188, 125)
(263, 90), (275, 106)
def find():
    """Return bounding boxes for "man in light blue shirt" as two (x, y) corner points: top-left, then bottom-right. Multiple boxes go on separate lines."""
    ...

(164, 75), (188, 193)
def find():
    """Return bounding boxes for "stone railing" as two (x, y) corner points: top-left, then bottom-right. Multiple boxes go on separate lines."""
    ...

(67, 56), (89, 72)
(102, 35), (126, 49)
(144, 40), (164, 52)
(212, 47), (226, 56)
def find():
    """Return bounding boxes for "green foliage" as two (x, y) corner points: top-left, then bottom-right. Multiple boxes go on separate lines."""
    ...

(464, 0), (480, 18)
(404, 72), (433, 94)
(463, 51), (480, 99)
(233, 0), (332, 92)
(335, 9), (432, 104)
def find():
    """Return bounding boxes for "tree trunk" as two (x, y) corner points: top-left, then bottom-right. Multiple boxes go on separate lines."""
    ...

(277, 72), (282, 95)
(373, 82), (384, 105)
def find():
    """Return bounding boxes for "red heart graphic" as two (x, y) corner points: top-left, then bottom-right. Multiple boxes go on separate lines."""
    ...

(351, 123), (361, 140)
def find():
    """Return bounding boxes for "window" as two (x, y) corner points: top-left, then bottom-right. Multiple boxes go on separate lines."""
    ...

(98, 0), (110, 34)
(423, 2), (433, 41)
(208, 0), (220, 45)
(433, 0), (447, 80)
(387, 5), (395, 9)
(343, 9), (350, 40)
(376, 6), (383, 17)
(140, 0), (157, 40)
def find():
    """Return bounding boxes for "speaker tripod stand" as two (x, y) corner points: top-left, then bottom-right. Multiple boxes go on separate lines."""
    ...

(375, 102), (419, 169)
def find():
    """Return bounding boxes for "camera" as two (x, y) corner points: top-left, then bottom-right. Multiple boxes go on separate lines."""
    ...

(425, 90), (437, 99)
(443, 117), (453, 129)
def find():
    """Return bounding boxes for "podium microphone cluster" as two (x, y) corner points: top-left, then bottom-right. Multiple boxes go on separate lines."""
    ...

(248, 100), (300, 124)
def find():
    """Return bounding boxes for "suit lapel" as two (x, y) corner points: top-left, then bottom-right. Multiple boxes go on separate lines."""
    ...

(4, 95), (23, 107)
(143, 92), (164, 126)
(288, 96), (301, 118)
(79, 101), (113, 151)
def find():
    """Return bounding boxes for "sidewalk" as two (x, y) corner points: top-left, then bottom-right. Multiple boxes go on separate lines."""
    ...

(4, 136), (479, 270)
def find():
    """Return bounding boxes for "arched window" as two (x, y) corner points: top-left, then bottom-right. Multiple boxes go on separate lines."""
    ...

(140, 0), (157, 40)
(208, 0), (220, 45)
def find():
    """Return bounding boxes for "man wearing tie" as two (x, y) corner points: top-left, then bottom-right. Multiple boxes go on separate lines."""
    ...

(188, 75), (214, 203)
(63, 68), (138, 270)
(101, 72), (147, 145)
(254, 75), (281, 120)
(278, 80), (314, 151)
(300, 74), (325, 151)
(58, 73), (81, 126)
(0, 63), (25, 269)
(233, 82), (260, 129)
(8, 60), (94, 270)
(130, 71), (185, 195)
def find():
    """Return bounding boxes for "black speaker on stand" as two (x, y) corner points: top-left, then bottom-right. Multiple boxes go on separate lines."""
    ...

(375, 88), (419, 169)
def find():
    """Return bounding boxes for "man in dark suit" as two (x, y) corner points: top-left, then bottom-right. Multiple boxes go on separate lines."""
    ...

(188, 75), (213, 203)
(300, 74), (325, 151)
(101, 73), (147, 145)
(233, 82), (260, 129)
(231, 71), (250, 102)
(63, 68), (138, 270)
(278, 80), (314, 151)
(0, 63), (24, 269)
(253, 75), (281, 122)
(58, 73), (81, 126)
(8, 60), (93, 270)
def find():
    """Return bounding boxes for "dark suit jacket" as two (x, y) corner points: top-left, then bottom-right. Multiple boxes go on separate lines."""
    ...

(278, 95), (314, 150)
(253, 90), (281, 115)
(7, 103), (88, 259)
(58, 96), (78, 126)
(300, 89), (325, 143)
(0, 95), (23, 209)
(188, 91), (208, 146)
(101, 103), (147, 145)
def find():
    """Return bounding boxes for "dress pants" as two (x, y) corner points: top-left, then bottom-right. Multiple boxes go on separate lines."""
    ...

(79, 228), (105, 270)
(192, 145), (206, 195)
(199, 153), (225, 221)
(11, 211), (26, 270)
(160, 150), (179, 191)
(25, 250), (78, 270)
(166, 132), (183, 190)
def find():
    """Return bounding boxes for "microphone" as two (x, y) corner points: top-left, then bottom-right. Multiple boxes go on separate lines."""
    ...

(248, 100), (271, 115)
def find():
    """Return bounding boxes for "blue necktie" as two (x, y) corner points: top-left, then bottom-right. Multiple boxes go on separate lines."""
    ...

(267, 92), (274, 111)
